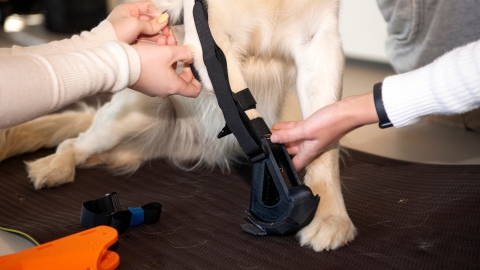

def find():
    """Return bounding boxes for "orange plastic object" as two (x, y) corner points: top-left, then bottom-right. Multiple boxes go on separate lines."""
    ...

(0, 226), (119, 270)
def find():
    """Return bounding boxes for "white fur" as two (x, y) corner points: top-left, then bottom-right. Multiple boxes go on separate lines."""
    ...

(12, 0), (356, 251)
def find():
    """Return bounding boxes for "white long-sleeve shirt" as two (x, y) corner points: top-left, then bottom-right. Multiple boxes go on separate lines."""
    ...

(383, 40), (480, 127)
(0, 21), (140, 129)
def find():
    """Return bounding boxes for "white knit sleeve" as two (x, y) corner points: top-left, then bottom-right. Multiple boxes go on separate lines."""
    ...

(382, 40), (480, 127)
(0, 40), (140, 129)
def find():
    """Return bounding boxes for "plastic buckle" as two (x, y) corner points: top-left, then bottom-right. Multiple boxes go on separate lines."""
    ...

(103, 192), (122, 216)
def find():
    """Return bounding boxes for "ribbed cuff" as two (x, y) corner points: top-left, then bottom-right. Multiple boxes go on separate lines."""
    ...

(382, 40), (480, 128)
(118, 43), (141, 88)
(382, 66), (434, 127)
(101, 41), (130, 92)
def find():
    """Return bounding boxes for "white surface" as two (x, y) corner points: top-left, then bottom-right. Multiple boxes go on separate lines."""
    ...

(0, 230), (35, 255)
(343, 121), (480, 165)
(339, 0), (389, 63)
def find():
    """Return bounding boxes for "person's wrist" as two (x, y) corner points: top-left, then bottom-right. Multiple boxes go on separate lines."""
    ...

(340, 92), (379, 130)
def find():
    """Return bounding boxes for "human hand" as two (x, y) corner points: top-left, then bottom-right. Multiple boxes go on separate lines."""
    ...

(107, 1), (170, 45)
(131, 38), (202, 98)
(270, 92), (378, 170)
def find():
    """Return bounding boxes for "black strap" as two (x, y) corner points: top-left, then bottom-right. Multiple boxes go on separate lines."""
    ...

(234, 88), (257, 110)
(193, 0), (267, 162)
(80, 192), (162, 234)
(191, 1), (320, 237)
(373, 82), (393, 129)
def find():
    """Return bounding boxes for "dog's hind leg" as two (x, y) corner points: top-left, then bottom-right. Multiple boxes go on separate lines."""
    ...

(0, 109), (94, 163)
(26, 90), (162, 189)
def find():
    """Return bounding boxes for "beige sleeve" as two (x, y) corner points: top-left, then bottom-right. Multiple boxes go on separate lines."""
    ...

(0, 20), (118, 56)
(0, 40), (140, 129)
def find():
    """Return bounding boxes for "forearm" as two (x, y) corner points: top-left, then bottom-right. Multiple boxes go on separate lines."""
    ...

(0, 41), (140, 129)
(382, 40), (480, 127)
(0, 21), (118, 56)
(337, 92), (379, 132)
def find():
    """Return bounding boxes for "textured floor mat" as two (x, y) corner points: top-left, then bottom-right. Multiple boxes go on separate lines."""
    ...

(0, 148), (479, 269)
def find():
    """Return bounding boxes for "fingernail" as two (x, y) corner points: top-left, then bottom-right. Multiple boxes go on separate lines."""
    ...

(169, 28), (174, 37)
(158, 13), (169, 24)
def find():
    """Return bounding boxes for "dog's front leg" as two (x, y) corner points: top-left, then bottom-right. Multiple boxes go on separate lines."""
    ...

(288, 4), (357, 251)
(181, 0), (250, 94)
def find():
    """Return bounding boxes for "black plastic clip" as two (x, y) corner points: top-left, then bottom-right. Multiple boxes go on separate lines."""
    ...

(241, 136), (320, 236)
(104, 192), (122, 215)
(217, 124), (232, 138)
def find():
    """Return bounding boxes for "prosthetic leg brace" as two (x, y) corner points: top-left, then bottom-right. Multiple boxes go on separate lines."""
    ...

(192, 0), (320, 236)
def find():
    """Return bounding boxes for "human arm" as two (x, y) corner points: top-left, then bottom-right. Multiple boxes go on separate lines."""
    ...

(382, 39), (480, 127)
(271, 93), (378, 169)
(0, 39), (200, 129)
(0, 1), (169, 56)
(0, 1), (201, 129)
(271, 39), (480, 170)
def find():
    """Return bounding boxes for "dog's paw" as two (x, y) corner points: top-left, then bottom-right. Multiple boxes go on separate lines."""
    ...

(26, 151), (75, 189)
(298, 214), (356, 251)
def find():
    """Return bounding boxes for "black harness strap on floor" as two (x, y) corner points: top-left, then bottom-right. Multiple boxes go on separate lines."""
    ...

(80, 192), (162, 234)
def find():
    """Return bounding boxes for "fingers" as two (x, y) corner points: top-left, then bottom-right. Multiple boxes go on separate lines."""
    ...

(130, 2), (170, 37)
(177, 64), (203, 97)
(136, 34), (168, 45)
(129, 1), (162, 20)
(135, 27), (176, 46)
(136, 17), (167, 37)
(178, 81), (203, 98)
(291, 154), (311, 171)
(270, 123), (305, 144)
(167, 45), (195, 64)
(271, 121), (301, 132)
(283, 142), (299, 155)
(156, 37), (167, 46)
(166, 35), (177, 46)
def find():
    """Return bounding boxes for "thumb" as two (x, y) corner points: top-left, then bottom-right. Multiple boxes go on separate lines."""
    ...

(136, 18), (168, 36)
(168, 46), (195, 64)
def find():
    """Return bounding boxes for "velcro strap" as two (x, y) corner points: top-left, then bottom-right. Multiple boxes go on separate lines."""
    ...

(80, 192), (162, 234)
(234, 89), (256, 110)
(250, 117), (271, 138)
(193, 1), (264, 160)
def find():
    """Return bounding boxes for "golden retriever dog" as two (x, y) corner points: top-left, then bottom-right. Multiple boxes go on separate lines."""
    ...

(0, 0), (356, 251)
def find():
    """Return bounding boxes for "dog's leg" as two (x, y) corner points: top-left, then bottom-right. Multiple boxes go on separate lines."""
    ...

(26, 90), (161, 189)
(287, 2), (356, 251)
(0, 109), (94, 162)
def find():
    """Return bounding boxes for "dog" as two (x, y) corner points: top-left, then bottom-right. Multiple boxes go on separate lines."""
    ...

(0, 0), (356, 251)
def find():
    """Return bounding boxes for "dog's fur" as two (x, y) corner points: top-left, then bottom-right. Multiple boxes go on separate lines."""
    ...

(0, 0), (356, 251)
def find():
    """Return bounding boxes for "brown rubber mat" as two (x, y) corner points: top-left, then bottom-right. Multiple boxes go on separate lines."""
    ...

(0, 148), (479, 269)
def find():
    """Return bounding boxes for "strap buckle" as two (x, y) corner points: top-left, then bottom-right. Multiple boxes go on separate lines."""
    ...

(103, 192), (122, 216)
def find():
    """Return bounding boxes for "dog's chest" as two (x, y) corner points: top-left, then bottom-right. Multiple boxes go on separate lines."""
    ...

(208, 0), (293, 58)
